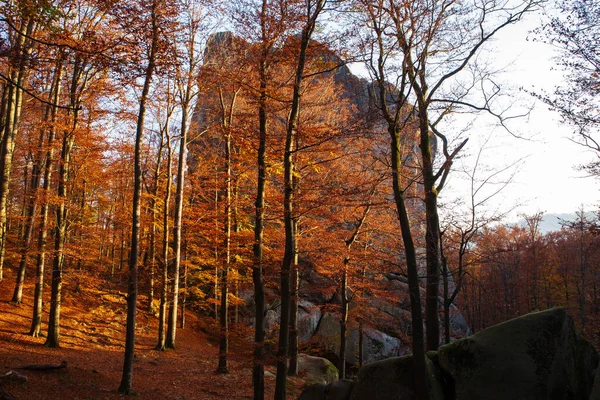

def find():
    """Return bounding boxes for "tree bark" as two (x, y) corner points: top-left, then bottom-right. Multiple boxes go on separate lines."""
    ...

(30, 60), (62, 336)
(252, 10), (269, 395)
(0, 19), (35, 280)
(274, 4), (324, 398)
(157, 118), (172, 351)
(118, 1), (159, 394)
(165, 87), (191, 349)
(217, 88), (235, 373)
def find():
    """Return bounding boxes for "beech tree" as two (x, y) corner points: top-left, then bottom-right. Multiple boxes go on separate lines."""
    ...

(117, 0), (161, 393)
(274, 2), (327, 398)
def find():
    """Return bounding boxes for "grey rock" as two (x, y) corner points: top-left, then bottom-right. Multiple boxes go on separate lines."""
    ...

(298, 301), (323, 343)
(349, 355), (444, 400)
(298, 380), (354, 400)
(438, 307), (598, 400)
(298, 353), (339, 385)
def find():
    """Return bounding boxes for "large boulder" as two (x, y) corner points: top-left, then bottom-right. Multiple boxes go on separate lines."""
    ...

(437, 307), (598, 400)
(298, 354), (340, 385)
(349, 355), (445, 400)
(298, 380), (355, 400)
(590, 370), (600, 400)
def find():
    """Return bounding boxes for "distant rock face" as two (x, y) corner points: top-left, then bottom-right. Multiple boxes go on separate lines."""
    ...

(297, 269), (469, 367)
(192, 31), (455, 369)
(298, 308), (600, 400)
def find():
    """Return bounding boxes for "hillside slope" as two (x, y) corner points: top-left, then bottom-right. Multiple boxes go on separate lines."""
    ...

(0, 275), (293, 399)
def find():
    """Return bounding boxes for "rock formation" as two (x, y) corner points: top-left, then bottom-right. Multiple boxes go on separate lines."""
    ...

(299, 308), (599, 400)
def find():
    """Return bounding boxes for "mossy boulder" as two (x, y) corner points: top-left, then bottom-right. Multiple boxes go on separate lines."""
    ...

(298, 354), (339, 385)
(348, 355), (445, 400)
(437, 307), (598, 400)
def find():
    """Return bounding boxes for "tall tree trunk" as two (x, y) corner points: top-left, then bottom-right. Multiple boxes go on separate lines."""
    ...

(157, 120), (172, 351)
(147, 143), (163, 312)
(217, 88), (237, 372)
(339, 205), (370, 378)
(0, 84), (7, 282)
(389, 124), (430, 399)
(46, 53), (84, 348)
(252, 12), (269, 395)
(180, 234), (187, 329)
(119, 1), (159, 393)
(288, 218), (299, 376)
(0, 19), (35, 279)
(45, 130), (74, 348)
(30, 60), (62, 337)
(165, 82), (191, 349)
(418, 109), (441, 351)
(370, 15), (431, 397)
(274, 4), (324, 398)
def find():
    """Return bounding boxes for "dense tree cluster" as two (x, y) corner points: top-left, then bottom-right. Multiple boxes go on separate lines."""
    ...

(452, 211), (600, 348)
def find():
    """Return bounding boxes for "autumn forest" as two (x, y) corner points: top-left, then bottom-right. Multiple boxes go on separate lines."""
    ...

(0, 0), (599, 399)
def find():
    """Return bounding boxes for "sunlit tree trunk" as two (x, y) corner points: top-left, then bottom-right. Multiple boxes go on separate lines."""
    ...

(46, 54), (85, 348)
(147, 142), (163, 312)
(30, 59), (62, 337)
(0, 19), (36, 280)
(157, 115), (172, 351)
(217, 88), (237, 372)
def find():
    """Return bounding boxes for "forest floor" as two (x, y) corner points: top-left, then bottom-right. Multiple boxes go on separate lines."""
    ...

(0, 271), (303, 399)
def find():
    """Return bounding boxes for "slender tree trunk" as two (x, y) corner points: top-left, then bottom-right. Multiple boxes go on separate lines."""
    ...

(148, 144), (162, 311)
(217, 89), (236, 372)
(275, 4), (324, 397)
(180, 234), (187, 329)
(119, 1), (159, 393)
(0, 20), (35, 279)
(288, 218), (299, 376)
(441, 239), (450, 345)
(166, 87), (191, 349)
(252, 16), (269, 396)
(157, 123), (172, 351)
(339, 205), (369, 378)
(11, 103), (49, 304)
(45, 131), (74, 348)
(45, 53), (85, 348)
(30, 60), (62, 336)
(389, 124), (430, 399)
(0, 84), (7, 282)
(340, 257), (348, 378)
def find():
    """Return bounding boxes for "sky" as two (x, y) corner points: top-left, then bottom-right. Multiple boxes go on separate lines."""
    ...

(438, 11), (600, 223)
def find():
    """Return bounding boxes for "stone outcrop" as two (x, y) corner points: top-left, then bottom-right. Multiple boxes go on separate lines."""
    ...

(349, 355), (445, 400)
(298, 308), (599, 400)
(437, 307), (598, 400)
